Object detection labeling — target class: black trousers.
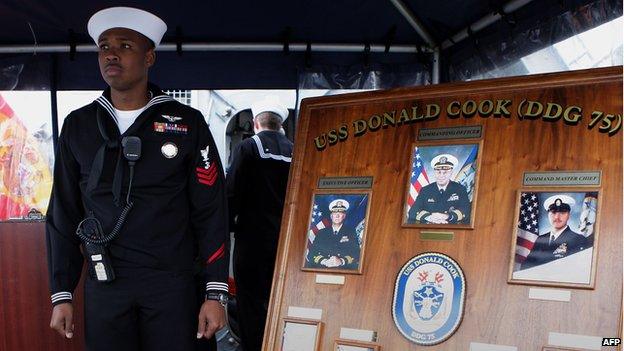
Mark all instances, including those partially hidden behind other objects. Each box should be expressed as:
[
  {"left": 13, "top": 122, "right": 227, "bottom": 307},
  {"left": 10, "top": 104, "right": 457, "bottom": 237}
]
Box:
[
  {"left": 233, "top": 239, "right": 277, "bottom": 351},
  {"left": 84, "top": 268, "right": 216, "bottom": 351}
]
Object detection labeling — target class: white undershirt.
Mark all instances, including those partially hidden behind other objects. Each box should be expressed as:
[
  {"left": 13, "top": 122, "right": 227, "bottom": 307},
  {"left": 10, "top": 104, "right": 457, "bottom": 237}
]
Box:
[
  {"left": 550, "top": 225, "right": 568, "bottom": 242},
  {"left": 114, "top": 106, "right": 148, "bottom": 134}
]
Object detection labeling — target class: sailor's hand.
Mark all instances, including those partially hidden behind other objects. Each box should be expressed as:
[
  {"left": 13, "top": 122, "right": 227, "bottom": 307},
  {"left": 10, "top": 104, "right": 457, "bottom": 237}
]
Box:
[
  {"left": 197, "top": 299, "right": 226, "bottom": 340},
  {"left": 50, "top": 303, "right": 75, "bottom": 339}
]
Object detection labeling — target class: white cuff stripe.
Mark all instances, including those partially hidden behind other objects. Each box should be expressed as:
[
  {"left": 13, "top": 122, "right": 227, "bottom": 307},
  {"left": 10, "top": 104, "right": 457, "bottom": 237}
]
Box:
[
  {"left": 51, "top": 292, "right": 72, "bottom": 303},
  {"left": 206, "top": 282, "right": 228, "bottom": 291}
]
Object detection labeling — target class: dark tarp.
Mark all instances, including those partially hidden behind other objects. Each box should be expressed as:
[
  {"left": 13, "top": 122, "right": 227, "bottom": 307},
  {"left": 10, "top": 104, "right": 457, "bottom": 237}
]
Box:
[{"left": 0, "top": 0, "right": 619, "bottom": 89}]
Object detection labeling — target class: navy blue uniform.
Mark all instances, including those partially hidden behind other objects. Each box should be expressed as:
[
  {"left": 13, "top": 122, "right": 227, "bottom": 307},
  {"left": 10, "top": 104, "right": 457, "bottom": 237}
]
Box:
[
  {"left": 521, "top": 227, "right": 591, "bottom": 270},
  {"left": 306, "top": 225, "right": 360, "bottom": 269},
  {"left": 46, "top": 85, "right": 229, "bottom": 351},
  {"left": 227, "top": 130, "right": 293, "bottom": 351},
  {"left": 408, "top": 181, "right": 471, "bottom": 224}
]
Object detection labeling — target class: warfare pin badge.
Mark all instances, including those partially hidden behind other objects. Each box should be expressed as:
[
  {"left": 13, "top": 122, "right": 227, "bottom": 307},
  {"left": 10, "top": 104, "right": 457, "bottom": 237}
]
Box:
[
  {"left": 161, "top": 142, "right": 178, "bottom": 158},
  {"left": 392, "top": 252, "right": 466, "bottom": 346}
]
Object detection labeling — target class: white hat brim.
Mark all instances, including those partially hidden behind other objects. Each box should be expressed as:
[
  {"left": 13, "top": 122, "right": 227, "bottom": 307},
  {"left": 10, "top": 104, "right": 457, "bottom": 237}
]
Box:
[
  {"left": 88, "top": 7, "right": 167, "bottom": 47},
  {"left": 251, "top": 96, "right": 289, "bottom": 121}
]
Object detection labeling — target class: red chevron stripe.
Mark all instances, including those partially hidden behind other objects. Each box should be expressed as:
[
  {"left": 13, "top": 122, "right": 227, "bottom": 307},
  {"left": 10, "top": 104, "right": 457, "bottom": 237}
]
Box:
[
  {"left": 197, "top": 168, "right": 216, "bottom": 178},
  {"left": 207, "top": 244, "right": 225, "bottom": 264},
  {"left": 197, "top": 170, "right": 217, "bottom": 185},
  {"left": 196, "top": 165, "right": 215, "bottom": 175}
]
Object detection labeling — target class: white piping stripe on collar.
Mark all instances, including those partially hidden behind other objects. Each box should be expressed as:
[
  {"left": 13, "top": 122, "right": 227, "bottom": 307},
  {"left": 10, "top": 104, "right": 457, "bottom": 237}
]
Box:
[
  {"left": 95, "top": 94, "right": 175, "bottom": 124},
  {"left": 251, "top": 135, "right": 292, "bottom": 162},
  {"left": 96, "top": 96, "right": 118, "bottom": 123}
]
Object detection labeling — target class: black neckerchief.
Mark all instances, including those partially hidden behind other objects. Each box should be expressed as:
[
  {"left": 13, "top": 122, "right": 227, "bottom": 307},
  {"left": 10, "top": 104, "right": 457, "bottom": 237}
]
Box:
[{"left": 86, "top": 83, "right": 173, "bottom": 206}]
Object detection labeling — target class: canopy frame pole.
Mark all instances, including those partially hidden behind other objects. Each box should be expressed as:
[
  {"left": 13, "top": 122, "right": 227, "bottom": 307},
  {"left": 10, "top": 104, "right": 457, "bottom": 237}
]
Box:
[
  {"left": 441, "top": 0, "right": 536, "bottom": 49},
  {"left": 389, "top": 0, "right": 439, "bottom": 83},
  {"left": 0, "top": 42, "right": 433, "bottom": 54}
]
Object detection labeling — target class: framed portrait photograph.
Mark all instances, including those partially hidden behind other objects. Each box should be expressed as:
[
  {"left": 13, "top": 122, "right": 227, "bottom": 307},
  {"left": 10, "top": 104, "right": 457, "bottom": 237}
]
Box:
[
  {"left": 302, "top": 190, "right": 371, "bottom": 274},
  {"left": 402, "top": 140, "right": 483, "bottom": 229},
  {"left": 280, "top": 318, "right": 323, "bottom": 351},
  {"left": 508, "top": 188, "right": 600, "bottom": 288},
  {"left": 334, "top": 339, "right": 381, "bottom": 351}
]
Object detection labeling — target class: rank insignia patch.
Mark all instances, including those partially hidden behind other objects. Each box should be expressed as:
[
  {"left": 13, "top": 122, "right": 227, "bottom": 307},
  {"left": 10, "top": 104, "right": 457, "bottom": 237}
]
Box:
[
  {"left": 200, "top": 145, "right": 211, "bottom": 169},
  {"left": 197, "top": 164, "right": 217, "bottom": 186},
  {"left": 197, "top": 145, "right": 217, "bottom": 186},
  {"left": 393, "top": 252, "right": 466, "bottom": 346},
  {"left": 153, "top": 122, "right": 188, "bottom": 134}
]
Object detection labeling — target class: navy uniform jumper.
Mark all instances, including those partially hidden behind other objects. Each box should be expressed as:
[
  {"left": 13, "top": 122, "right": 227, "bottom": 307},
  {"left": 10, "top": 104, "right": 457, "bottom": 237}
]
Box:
[
  {"left": 226, "top": 130, "right": 293, "bottom": 351},
  {"left": 46, "top": 85, "right": 229, "bottom": 351}
]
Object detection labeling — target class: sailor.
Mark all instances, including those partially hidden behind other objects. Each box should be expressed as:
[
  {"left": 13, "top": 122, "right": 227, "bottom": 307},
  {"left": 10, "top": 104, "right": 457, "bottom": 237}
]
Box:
[
  {"left": 522, "top": 195, "right": 590, "bottom": 269},
  {"left": 46, "top": 7, "right": 229, "bottom": 351},
  {"left": 227, "top": 95, "right": 293, "bottom": 350}
]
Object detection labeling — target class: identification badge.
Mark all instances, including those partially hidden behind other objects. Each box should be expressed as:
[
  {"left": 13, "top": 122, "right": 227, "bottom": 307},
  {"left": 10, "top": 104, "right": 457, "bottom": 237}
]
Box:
[{"left": 161, "top": 142, "right": 178, "bottom": 158}]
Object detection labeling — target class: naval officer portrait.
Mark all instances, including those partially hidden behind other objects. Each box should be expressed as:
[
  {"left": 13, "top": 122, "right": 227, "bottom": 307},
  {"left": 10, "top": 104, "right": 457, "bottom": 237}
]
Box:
[
  {"left": 521, "top": 195, "right": 592, "bottom": 270},
  {"left": 407, "top": 154, "right": 471, "bottom": 225},
  {"left": 305, "top": 199, "right": 361, "bottom": 270}
]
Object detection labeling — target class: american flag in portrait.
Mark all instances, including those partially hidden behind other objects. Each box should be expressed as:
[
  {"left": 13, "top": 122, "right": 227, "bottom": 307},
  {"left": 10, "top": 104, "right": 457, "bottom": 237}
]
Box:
[
  {"left": 305, "top": 202, "right": 331, "bottom": 261},
  {"left": 405, "top": 146, "right": 430, "bottom": 220},
  {"left": 514, "top": 192, "right": 540, "bottom": 269}
]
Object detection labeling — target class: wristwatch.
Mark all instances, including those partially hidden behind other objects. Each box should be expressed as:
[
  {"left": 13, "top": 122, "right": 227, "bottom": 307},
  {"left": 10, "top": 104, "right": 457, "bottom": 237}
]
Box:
[{"left": 206, "top": 292, "right": 229, "bottom": 307}]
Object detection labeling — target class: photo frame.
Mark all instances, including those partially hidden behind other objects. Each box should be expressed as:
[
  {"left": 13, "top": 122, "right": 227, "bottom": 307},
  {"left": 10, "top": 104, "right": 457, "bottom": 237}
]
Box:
[
  {"left": 334, "top": 339, "right": 381, "bottom": 351},
  {"left": 302, "top": 190, "right": 371, "bottom": 274},
  {"left": 508, "top": 188, "right": 601, "bottom": 289},
  {"left": 280, "top": 318, "right": 323, "bottom": 351},
  {"left": 402, "top": 140, "right": 483, "bottom": 229}
]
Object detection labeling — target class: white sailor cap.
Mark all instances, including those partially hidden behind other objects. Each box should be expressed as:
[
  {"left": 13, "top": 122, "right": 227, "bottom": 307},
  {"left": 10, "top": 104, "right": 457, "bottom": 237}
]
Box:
[
  {"left": 251, "top": 96, "right": 289, "bottom": 121},
  {"left": 430, "top": 154, "right": 458, "bottom": 170},
  {"left": 328, "top": 199, "right": 349, "bottom": 212},
  {"left": 543, "top": 194, "right": 575, "bottom": 212},
  {"left": 88, "top": 7, "right": 167, "bottom": 47}
]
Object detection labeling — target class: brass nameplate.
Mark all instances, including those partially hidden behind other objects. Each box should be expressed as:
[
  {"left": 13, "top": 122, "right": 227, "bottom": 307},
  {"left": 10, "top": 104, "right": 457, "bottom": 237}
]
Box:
[
  {"left": 419, "top": 231, "right": 454, "bottom": 241},
  {"left": 523, "top": 171, "right": 601, "bottom": 186},
  {"left": 318, "top": 176, "right": 373, "bottom": 189},
  {"left": 313, "top": 98, "right": 621, "bottom": 152},
  {"left": 418, "top": 125, "right": 483, "bottom": 140}
]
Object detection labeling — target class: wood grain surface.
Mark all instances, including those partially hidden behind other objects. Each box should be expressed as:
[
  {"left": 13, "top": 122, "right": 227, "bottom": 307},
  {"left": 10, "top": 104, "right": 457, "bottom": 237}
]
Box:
[
  {"left": 0, "top": 222, "right": 85, "bottom": 351},
  {"left": 264, "top": 66, "right": 623, "bottom": 351}
]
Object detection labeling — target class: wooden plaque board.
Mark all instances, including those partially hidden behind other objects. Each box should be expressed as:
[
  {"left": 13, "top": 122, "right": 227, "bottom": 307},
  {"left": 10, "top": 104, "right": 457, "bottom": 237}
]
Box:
[{"left": 264, "top": 67, "right": 623, "bottom": 350}]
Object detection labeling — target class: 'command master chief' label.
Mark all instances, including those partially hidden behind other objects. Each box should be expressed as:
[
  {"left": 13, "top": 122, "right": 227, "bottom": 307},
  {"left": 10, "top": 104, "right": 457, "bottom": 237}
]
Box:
[{"left": 523, "top": 171, "right": 601, "bottom": 186}]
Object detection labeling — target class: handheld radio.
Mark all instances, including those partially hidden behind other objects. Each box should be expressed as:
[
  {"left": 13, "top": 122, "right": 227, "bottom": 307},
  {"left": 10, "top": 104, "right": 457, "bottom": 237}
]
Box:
[{"left": 77, "top": 135, "right": 142, "bottom": 282}]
